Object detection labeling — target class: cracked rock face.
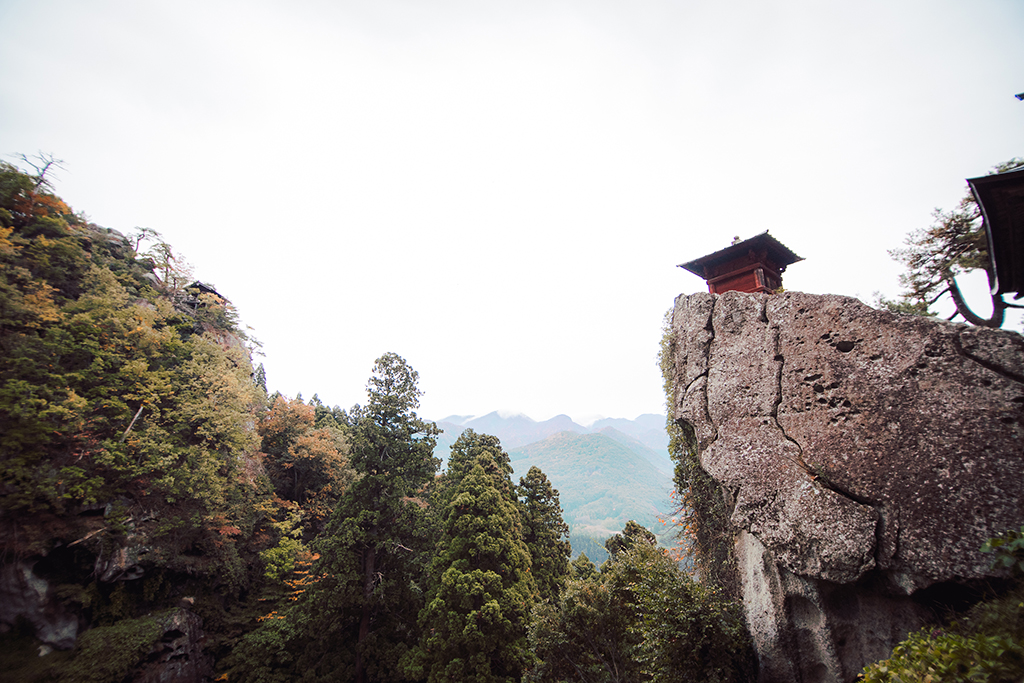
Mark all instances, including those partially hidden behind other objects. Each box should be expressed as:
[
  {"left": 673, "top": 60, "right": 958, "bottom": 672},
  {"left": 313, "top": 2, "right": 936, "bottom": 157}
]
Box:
[
  {"left": 133, "top": 608, "right": 213, "bottom": 683},
  {"left": 670, "top": 291, "right": 1024, "bottom": 681},
  {"left": 0, "top": 561, "right": 79, "bottom": 650}
]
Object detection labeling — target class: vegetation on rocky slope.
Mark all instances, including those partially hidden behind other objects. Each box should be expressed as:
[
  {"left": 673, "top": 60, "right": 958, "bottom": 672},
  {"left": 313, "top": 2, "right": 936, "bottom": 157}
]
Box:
[{"left": 1, "top": 160, "right": 756, "bottom": 681}]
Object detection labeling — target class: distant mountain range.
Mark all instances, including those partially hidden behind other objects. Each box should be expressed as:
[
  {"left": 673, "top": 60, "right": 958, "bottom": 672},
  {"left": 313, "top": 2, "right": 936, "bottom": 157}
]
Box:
[
  {"left": 432, "top": 412, "right": 672, "bottom": 474},
  {"left": 430, "top": 412, "right": 678, "bottom": 555}
]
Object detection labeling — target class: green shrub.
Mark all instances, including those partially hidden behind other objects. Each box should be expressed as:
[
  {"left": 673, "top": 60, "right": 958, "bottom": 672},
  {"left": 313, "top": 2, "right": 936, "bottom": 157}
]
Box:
[
  {"left": 982, "top": 526, "right": 1024, "bottom": 577},
  {"left": 860, "top": 628, "right": 1024, "bottom": 683},
  {"left": 862, "top": 531, "right": 1024, "bottom": 683}
]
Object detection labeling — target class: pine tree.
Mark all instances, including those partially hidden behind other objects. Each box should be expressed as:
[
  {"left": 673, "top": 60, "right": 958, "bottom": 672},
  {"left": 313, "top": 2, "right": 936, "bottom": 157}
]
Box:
[{"left": 891, "top": 157, "right": 1024, "bottom": 327}]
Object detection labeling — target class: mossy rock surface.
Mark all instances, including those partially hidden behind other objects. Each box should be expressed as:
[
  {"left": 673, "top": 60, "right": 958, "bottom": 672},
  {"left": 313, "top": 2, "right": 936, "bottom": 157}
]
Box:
[{"left": 63, "top": 609, "right": 170, "bottom": 683}]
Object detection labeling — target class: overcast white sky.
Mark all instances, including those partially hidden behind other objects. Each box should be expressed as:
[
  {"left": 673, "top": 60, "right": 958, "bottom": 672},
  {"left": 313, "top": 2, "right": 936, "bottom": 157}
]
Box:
[{"left": 2, "top": 0, "right": 1022, "bottom": 424}]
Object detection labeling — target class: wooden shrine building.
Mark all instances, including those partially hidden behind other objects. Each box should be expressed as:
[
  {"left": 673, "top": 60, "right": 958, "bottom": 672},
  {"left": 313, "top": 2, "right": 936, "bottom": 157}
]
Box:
[
  {"left": 969, "top": 166, "right": 1024, "bottom": 299},
  {"left": 678, "top": 232, "right": 803, "bottom": 294}
]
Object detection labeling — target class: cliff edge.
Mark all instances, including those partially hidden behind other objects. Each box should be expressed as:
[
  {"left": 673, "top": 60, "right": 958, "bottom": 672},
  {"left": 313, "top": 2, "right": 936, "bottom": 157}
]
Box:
[{"left": 668, "top": 290, "right": 1024, "bottom": 682}]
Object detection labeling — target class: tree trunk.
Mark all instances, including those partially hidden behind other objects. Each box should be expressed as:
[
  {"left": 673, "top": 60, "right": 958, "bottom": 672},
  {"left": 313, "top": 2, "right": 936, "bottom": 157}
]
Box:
[
  {"left": 354, "top": 544, "right": 375, "bottom": 683},
  {"left": 945, "top": 274, "right": 1006, "bottom": 328}
]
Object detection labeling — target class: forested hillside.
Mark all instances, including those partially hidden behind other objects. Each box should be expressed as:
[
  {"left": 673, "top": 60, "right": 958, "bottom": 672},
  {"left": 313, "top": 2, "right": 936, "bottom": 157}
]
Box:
[
  {"left": 508, "top": 431, "right": 673, "bottom": 548},
  {"left": 0, "top": 161, "right": 753, "bottom": 682}
]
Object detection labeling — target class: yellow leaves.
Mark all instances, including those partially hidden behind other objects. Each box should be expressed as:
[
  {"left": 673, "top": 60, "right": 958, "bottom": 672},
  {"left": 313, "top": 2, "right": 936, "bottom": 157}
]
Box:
[
  {"left": 22, "top": 281, "right": 60, "bottom": 327},
  {"left": 0, "top": 224, "right": 16, "bottom": 253}
]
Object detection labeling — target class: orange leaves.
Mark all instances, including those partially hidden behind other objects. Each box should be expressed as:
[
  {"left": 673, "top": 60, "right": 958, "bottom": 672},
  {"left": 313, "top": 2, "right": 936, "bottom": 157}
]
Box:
[
  {"left": 257, "top": 395, "right": 353, "bottom": 534},
  {"left": 208, "top": 513, "right": 242, "bottom": 537},
  {"left": 10, "top": 189, "right": 71, "bottom": 225},
  {"left": 282, "top": 551, "right": 323, "bottom": 601},
  {"left": 258, "top": 396, "right": 315, "bottom": 446},
  {"left": 258, "top": 610, "right": 286, "bottom": 622}
]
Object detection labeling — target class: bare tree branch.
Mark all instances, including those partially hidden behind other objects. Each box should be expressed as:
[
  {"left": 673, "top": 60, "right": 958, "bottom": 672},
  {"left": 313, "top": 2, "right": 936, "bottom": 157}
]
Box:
[
  {"left": 11, "top": 152, "right": 65, "bottom": 192},
  {"left": 121, "top": 404, "right": 146, "bottom": 442}
]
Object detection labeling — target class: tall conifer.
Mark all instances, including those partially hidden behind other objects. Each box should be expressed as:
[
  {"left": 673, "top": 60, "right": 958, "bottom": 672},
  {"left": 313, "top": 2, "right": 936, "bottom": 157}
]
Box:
[
  {"left": 268, "top": 353, "right": 439, "bottom": 682},
  {"left": 518, "top": 466, "right": 571, "bottom": 604},
  {"left": 411, "top": 433, "right": 536, "bottom": 683}
]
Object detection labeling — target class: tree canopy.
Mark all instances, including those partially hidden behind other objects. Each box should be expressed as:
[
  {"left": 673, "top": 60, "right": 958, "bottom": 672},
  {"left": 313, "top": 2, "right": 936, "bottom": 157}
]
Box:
[
  {"left": 529, "top": 521, "right": 754, "bottom": 683},
  {"left": 889, "top": 157, "right": 1024, "bottom": 327},
  {"left": 233, "top": 353, "right": 440, "bottom": 683}
]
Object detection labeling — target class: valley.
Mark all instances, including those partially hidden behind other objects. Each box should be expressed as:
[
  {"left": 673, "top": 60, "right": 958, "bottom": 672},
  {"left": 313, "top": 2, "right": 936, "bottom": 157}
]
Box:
[{"left": 433, "top": 412, "right": 677, "bottom": 559}]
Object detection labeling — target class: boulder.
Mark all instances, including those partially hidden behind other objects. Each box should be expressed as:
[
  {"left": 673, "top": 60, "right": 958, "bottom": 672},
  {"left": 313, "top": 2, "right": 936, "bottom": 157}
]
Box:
[{"left": 669, "top": 290, "right": 1024, "bottom": 682}]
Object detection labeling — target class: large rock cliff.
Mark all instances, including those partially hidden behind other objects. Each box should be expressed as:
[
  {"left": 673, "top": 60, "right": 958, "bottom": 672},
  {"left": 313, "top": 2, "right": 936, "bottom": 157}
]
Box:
[{"left": 668, "top": 290, "right": 1024, "bottom": 683}]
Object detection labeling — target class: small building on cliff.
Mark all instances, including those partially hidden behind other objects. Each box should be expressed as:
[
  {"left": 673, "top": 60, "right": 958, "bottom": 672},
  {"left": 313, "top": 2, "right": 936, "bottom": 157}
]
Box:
[{"left": 678, "top": 232, "right": 803, "bottom": 294}]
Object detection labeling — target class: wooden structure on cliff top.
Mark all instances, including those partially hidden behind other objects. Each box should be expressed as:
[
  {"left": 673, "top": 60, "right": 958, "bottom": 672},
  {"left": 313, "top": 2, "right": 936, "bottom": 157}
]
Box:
[
  {"left": 969, "top": 166, "right": 1024, "bottom": 298},
  {"left": 679, "top": 232, "right": 803, "bottom": 294}
]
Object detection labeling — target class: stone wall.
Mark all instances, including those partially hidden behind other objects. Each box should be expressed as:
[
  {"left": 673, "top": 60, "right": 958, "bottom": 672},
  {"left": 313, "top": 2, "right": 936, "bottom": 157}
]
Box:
[{"left": 668, "top": 290, "right": 1024, "bottom": 682}]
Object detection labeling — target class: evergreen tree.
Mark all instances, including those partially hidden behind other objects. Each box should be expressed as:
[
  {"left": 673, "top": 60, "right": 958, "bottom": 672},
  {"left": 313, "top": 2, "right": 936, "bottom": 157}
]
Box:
[
  {"left": 287, "top": 353, "right": 439, "bottom": 682},
  {"left": 519, "top": 466, "right": 571, "bottom": 604},
  {"left": 569, "top": 552, "right": 597, "bottom": 581},
  {"left": 411, "top": 433, "right": 536, "bottom": 683},
  {"left": 233, "top": 354, "right": 439, "bottom": 682},
  {"left": 529, "top": 571, "right": 639, "bottom": 683},
  {"left": 431, "top": 429, "right": 510, "bottom": 511},
  {"left": 604, "top": 520, "right": 656, "bottom": 562},
  {"left": 529, "top": 522, "right": 754, "bottom": 683},
  {"left": 253, "top": 362, "right": 268, "bottom": 394}
]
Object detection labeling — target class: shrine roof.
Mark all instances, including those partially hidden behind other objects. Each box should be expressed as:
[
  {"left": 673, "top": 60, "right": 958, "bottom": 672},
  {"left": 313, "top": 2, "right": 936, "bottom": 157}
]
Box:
[
  {"left": 677, "top": 232, "right": 803, "bottom": 278},
  {"left": 968, "top": 166, "right": 1024, "bottom": 298}
]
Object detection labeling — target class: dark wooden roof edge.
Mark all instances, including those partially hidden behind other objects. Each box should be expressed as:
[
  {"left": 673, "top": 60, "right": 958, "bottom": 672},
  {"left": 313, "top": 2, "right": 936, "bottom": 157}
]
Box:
[
  {"left": 677, "top": 231, "right": 804, "bottom": 276},
  {"left": 966, "top": 165, "right": 1024, "bottom": 191},
  {"left": 187, "top": 281, "right": 230, "bottom": 302},
  {"left": 968, "top": 166, "right": 1024, "bottom": 297}
]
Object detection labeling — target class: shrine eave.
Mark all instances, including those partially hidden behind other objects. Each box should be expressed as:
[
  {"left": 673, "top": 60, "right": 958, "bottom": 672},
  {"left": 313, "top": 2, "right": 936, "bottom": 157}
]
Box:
[
  {"left": 968, "top": 167, "right": 1024, "bottom": 298},
  {"left": 677, "top": 231, "right": 804, "bottom": 278}
]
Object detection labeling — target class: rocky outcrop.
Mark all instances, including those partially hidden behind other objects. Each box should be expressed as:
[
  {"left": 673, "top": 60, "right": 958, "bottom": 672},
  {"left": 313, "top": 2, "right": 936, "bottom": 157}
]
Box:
[
  {"left": 133, "top": 608, "right": 213, "bottom": 683},
  {"left": 0, "top": 560, "right": 80, "bottom": 650},
  {"left": 669, "top": 290, "right": 1024, "bottom": 682},
  {"left": 94, "top": 528, "right": 151, "bottom": 582}
]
